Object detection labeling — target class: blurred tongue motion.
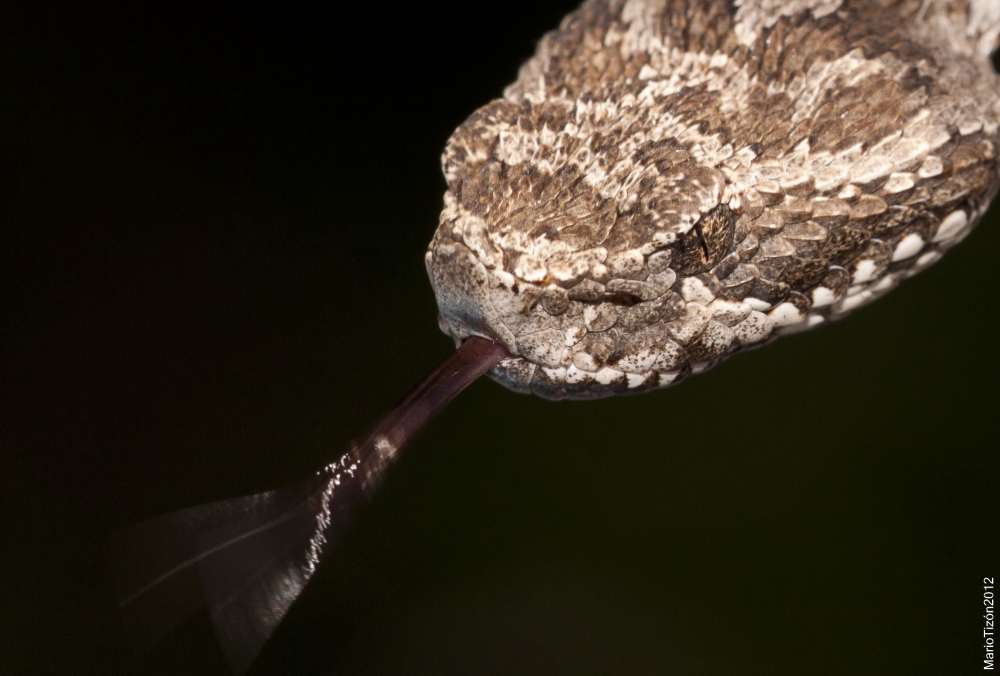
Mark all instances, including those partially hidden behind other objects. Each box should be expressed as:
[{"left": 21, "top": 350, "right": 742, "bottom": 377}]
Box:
[{"left": 111, "top": 337, "right": 509, "bottom": 673}]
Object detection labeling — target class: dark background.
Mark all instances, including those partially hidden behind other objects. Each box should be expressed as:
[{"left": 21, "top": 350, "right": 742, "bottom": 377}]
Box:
[{"left": 1, "top": 3, "right": 997, "bottom": 674}]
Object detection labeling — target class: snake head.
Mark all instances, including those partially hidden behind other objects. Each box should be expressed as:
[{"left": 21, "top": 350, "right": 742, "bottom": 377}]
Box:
[
  {"left": 425, "top": 99, "right": 769, "bottom": 400},
  {"left": 426, "top": 0, "right": 1000, "bottom": 400}
]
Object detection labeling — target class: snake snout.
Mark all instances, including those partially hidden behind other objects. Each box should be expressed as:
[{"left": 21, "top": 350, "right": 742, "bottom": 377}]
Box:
[{"left": 426, "top": 235, "right": 518, "bottom": 352}]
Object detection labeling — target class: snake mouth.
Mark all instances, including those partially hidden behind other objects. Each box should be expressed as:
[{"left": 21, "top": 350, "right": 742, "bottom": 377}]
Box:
[{"left": 457, "top": 331, "right": 507, "bottom": 352}]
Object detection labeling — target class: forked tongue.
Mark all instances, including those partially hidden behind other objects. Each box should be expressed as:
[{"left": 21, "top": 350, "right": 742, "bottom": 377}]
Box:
[{"left": 110, "top": 336, "right": 509, "bottom": 673}]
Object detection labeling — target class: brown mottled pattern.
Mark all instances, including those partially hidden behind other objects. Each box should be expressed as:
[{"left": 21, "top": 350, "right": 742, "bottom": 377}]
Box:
[{"left": 426, "top": 0, "right": 1000, "bottom": 399}]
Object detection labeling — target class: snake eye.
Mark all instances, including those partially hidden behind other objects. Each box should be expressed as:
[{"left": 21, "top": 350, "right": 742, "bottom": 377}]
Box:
[{"left": 669, "top": 203, "right": 735, "bottom": 275}]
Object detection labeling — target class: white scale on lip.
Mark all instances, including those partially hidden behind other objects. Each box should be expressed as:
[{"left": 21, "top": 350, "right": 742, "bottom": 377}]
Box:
[
  {"left": 892, "top": 233, "right": 925, "bottom": 261},
  {"left": 769, "top": 302, "right": 804, "bottom": 327},
  {"left": 933, "top": 210, "right": 969, "bottom": 243},
  {"left": 812, "top": 287, "right": 838, "bottom": 307}
]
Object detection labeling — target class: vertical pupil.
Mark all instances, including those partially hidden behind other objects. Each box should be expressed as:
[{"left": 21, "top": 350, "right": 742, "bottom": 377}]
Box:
[{"left": 670, "top": 203, "right": 736, "bottom": 275}]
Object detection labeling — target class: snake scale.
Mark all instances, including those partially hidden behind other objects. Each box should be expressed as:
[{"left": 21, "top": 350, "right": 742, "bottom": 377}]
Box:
[{"left": 427, "top": 0, "right": 1000, "bottom": 400}]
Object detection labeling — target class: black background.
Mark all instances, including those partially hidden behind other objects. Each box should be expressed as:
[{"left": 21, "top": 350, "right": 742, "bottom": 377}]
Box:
[{"left": 1, "top": 3, "right": 997, "bottom": 674}]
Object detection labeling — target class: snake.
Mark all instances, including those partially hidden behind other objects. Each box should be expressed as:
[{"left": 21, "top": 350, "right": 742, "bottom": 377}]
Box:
[
  {"left": 113, "top": 1, "right": 1000, "bottom": 671},
  {"left": 427, "top": 0, "right": 1000, "bottom": 400}
]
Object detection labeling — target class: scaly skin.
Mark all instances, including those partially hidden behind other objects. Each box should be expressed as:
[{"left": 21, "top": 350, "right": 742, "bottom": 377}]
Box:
[{"left": 426, "top": 0, "right": 1000, "bottom": 399}]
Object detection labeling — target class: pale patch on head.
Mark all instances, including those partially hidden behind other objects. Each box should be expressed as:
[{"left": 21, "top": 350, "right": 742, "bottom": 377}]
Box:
[
  {"left": 933, "top": 210, "right": 969, "bottom": 242},
  {"left": 655, "top": 371, "right": 679, "bottom": 388},
  {"left": 918, "top": 155, "right": 945, "bottom": 179},
  {"left": 769, "top": 302, "right": 804, "bottom": 327},
  {"left": 733, "top": 0, "right": 843, "bottom": 46},
  {"left": 968, "top": 0, "right": 1000, "bottom": 56},
  {"left": 852, "top": 260, "right": 879, "bottom": 284},
  {"left": 571, "top": 350, "right": 600, "bottom": 373},
  {"left": 680, "top": 277, "right": 716, "bottom": 305},
  {"left": 564, "top": 365, "right": 590, "bottom": 385},
  {"left": 513, "top": 254, "right": 548, "bottom": 283},
  {"left": 617, "top": 349, "right": 658, "bottom": 374},
  {"left": 745, "top": 297, "right": 773, "bottom": 312},
  {"left": 594, "top": 367, "right": 625, "bottom": 386},
  {"left": 731, "top": 311, "right": 774, "bottom": 346},
  {"left": 812, "top": 287, "right": 838, "bottom": 308},
  {"left": 708, "top": 299, "right": 753, "bottom": 327},
  {"left": 892, "top": 234, "right": 925, "bottom": 261}
]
